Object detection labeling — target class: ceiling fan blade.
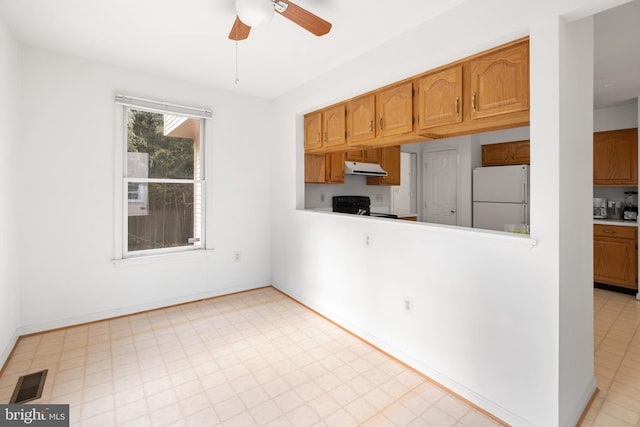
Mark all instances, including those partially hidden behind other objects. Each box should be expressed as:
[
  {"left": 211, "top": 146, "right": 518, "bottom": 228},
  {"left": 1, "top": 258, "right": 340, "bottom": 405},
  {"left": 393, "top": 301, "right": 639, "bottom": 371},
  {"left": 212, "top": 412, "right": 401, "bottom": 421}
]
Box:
[
  {"left": 275, "top": 0, "right": 332, "bottom": 37},
  {"left": 228, "top": 16, "right": 251, "bottom": 40}
]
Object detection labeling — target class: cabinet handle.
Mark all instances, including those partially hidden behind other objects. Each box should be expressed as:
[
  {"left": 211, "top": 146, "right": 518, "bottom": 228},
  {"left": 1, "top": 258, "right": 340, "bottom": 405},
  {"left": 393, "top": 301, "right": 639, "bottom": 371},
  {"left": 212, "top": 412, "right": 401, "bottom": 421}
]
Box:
[
  {"left": 379, "top": 117, "right": 383, "bottom": 131},
  {"left": 324, "top": 131, "right": 327, "bottom": 142},
  {"left": 472, "top": 93, "right": 477, "bottom": 112},
  {"left": 455, "top": 97, "right": 459, "bottom": 115},
  {"left": 369, "top": 120, "right": 373, "bottom": 132},
  {"left": 603, "top": 230, "right": 615, "bottom": 234},
  {"left": 316, "top": 132, "right": 320, "bottom": 143}
]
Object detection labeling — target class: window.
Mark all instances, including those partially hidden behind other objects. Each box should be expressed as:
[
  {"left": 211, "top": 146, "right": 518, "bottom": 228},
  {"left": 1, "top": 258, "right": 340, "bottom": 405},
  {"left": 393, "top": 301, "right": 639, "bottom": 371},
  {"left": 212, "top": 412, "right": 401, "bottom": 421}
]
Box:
[{"left": 115, "top": 95, "right": 211, "bottom": 258}]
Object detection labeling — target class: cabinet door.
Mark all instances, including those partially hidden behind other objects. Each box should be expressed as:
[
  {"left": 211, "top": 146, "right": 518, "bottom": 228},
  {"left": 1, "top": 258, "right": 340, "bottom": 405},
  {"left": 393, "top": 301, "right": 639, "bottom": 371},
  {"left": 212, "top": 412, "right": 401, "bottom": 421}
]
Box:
[
  {"left": 325, "top": 152, "right": 345, "bottom": 183},
  {"left": 594, "top": 128, "right": 638, "bottom": 186},
  {"left": 377, "top": 82, "right": 414, "bottom": 137},
  {"left": 511, "top": 140, "right": 530, "bottom": 164},
  {"left": 482, "top": 143, "right": 511, "bottom": 166},
  {"left": 323, "top": 104, "right": 346, "bottom": 149},
  {"left": 367, "top": 146, "right": 401, "bottom": 186},
  {"left": 345, "top": 150, "right": 363, "bottom": 162},
  {"left": 363, "top": 149, "right": 380, "bottom": 163},
  {"left": 304, "top": 154, "right": 326, "bottom": 183},
  {"left": 347, "top": 94, "right": 376, "bottom": 143},
  {"left": 417, "top": 65, "right": 463, "bottom": 130},
  {"left": 304, "top": 112, "right": 323, "bottom": 151},
  {"left": 469, "top": 41, "right": 529, "bottom": 120},
  {"left": 594, "top": 235, "right": 637, "bottom": 290}
]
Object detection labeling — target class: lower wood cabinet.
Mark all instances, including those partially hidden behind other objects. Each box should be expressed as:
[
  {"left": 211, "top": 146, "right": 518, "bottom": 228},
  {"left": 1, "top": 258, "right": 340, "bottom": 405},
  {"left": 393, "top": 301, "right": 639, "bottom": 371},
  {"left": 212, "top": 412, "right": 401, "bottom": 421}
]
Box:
[{"left": 594, "top": 224, "right": 638, "bottom": 290}]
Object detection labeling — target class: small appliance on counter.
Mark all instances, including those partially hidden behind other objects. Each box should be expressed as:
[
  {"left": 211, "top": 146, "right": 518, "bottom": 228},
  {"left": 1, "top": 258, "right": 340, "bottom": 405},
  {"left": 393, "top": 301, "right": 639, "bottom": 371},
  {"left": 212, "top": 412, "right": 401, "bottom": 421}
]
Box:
[
  {"left": 593, "top": 197, "right": 607, "bottom": 219},
  {"left": 606, "top": 200, "right": 622, "bottom": 220},
  {"left": 623, "top": 191, "right": 638, "bottom": 221}
]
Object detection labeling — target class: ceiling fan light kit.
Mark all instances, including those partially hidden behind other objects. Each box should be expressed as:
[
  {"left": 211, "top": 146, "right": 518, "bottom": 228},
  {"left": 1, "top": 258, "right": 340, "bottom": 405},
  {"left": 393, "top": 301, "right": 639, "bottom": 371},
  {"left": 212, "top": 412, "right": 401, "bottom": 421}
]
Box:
[
  {"left": 229, "top": 0, "right": 332, "bottom": 41},
  {"left": 235, "top": 0, "right": 274, "bottom": 27}
]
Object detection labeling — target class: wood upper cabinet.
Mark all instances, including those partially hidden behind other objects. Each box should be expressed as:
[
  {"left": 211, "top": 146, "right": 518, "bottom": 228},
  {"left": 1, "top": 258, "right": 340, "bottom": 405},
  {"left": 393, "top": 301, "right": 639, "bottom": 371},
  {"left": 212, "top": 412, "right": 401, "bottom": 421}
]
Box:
[
  {"left": 415, "top": 38, "right": 529, "bottom": 138},
  {"left": 325, "top": 151, "right": 345, "bottom": 183},
  {"left": 304, "top": 154, "right": 325, "bottom": 183},
  {"left": 593, "top": 128, "right": 638, "bottom": 186},
  {"left": 469, "top": 40, "right": 529, "bottom": 120},
  {"left": 345, "top": 149, "right": 380, "bottom": 163},
  {"left": 346, "top": 94, "right": 376, "bottom": 144},
  {"left": 377, "top": 82, "right": 414, "bottom": 138},
  {"left": 511, "top": 140, "right": 530, "bottom": 164},
  {"left": 417, "top": 65, "right": 463, "bottom": 131},
  {"left": 367, "top": 146, "right": 401, "bottom": 186},
  {"left": 304, "top": 152, "right": 344, "bottom": 184},
  {"left": 482, "top": 140, "right": 530, "bottom": 166},
  {"left": 304, "top": 112, "right": 323, "bottom": 151},
  {"left": 304, "top": 104, "right": 346, "bottom": 152},
  {"left": 594, "top": 224, "right": 638, "bottom": 290},
  {"left": 323, "top": 104, "right": 346, "bottom": 149}
]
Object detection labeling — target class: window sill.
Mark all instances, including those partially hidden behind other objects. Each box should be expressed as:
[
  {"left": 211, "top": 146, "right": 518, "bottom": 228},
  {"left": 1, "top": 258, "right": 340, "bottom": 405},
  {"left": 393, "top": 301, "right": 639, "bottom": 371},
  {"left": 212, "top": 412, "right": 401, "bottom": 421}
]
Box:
[{"left": 112, "top": 248, "right": 215, "bottom": 268}]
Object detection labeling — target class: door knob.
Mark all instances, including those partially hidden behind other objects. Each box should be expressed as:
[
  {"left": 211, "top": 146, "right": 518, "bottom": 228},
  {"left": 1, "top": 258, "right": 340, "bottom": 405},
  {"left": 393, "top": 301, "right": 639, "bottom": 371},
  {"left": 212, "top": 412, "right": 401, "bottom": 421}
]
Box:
[{"left": 450, "top": 209, "right": 456, "bottom": 214}]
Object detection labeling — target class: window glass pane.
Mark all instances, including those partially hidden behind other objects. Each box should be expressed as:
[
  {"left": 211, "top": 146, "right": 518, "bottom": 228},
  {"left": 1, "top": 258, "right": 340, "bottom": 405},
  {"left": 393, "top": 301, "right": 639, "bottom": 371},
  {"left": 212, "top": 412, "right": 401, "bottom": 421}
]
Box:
[
  {"left": 128, "top": 183, "right": 201, "bottom": 252},
  {"left": 127, "top": 109, "right": 197, "bottom": 180}
]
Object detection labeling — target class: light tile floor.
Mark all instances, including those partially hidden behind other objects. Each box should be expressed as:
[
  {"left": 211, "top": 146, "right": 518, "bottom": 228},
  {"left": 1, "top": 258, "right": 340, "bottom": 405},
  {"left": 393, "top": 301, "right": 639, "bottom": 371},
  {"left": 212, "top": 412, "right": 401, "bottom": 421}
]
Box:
[
  {"left": 0, "top": 287, "right": 503, "bottom": 427},
  {"left": 582, "top": 288, "right": 640, "bottom": 426}
]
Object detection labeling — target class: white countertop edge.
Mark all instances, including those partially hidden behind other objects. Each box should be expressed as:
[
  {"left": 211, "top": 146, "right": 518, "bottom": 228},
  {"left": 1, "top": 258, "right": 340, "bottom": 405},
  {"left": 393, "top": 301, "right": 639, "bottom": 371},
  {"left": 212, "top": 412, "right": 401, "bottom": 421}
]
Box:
[
  {"left": 593, "top": 220, "right": 638, "bottom": 227},
  {"left": 298, "top": 209, "right": 537, "bottom": 248}
]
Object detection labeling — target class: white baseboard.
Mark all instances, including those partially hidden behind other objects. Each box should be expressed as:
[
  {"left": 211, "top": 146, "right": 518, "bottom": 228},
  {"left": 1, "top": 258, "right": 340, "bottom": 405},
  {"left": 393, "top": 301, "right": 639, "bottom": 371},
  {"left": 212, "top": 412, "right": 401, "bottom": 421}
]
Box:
[
  {"left": 17, "top": 282, "right": 268, "bottom": 336},
  {"left": 565, "top": 376, "right": 597, "bottom": 427},
  {"left": 0, "top": 329, "right": 20, "bottom": 372}
]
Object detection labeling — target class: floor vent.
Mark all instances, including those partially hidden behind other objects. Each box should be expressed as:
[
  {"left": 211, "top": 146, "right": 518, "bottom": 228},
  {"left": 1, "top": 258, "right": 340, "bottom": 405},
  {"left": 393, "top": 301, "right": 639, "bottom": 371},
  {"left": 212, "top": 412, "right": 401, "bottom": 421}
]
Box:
[{"left": 9, "top": 369, "right": 48, "bottom": 404}]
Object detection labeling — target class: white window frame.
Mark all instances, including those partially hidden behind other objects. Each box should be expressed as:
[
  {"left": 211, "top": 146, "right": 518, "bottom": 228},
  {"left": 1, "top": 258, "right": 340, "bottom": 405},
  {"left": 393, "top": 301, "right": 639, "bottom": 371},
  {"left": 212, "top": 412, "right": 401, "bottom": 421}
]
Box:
[{"left": 114, "top": 95, "right": 212, "bottom": 260}]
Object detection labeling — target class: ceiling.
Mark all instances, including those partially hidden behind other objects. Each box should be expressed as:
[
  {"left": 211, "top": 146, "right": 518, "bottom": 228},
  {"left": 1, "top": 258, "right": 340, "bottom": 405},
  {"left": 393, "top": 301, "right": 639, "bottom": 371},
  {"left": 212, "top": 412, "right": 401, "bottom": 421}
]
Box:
[
  {"left": 0, "top": 0, "right": 638, "bottom": 107},
  {"left": 594, "top": 0, "right": 640, "bottom": 109}
]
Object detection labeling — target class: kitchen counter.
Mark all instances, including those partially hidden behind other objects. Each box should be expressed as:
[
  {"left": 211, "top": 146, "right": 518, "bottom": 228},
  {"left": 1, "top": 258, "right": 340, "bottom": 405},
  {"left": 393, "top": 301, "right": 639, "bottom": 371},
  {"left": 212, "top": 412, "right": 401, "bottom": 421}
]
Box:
[
  {"left": 371, "top": 209, "right": 419, "bottom": 221},
  {"left": 594, "top": 219, "right": 638, "bottom": 227}
]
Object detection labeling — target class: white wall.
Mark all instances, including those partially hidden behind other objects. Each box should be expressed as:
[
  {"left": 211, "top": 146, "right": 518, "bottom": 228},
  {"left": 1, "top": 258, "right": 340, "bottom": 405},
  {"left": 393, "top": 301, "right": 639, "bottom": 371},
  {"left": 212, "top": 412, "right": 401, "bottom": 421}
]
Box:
[
  {"left": 594, "top": 102, "right": 638, "bottom": 131},
  {"left": 15, "top": 47, "right": 273, "bottom": 333},
  {"left": 271, "top": 0, "right": 624, "bottom": 425},
  {"left": 557, "top": 16, "right": 596, "bottom": 426},
  {"left": 0, "top": 16, "right": 20, "bottom": 366}
]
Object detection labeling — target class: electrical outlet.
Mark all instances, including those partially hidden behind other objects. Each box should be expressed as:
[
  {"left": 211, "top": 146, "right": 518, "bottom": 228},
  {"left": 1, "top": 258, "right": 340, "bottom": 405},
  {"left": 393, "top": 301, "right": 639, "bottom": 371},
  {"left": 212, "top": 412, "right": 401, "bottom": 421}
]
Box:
[
  {"left": 376, "top": 193, "right": 383, "bottom": 202},
  {"left": 364, "top": 233, "right": 372, "bottom": 248},
  {"left": 403, "top": 297, "right": 413, "bottom": 313},
  {"left": 233, "top": 251, "right": 241, "bottom": 262},
  {"left": 320, "top": 193, "right": 325, "bottom": 202}
]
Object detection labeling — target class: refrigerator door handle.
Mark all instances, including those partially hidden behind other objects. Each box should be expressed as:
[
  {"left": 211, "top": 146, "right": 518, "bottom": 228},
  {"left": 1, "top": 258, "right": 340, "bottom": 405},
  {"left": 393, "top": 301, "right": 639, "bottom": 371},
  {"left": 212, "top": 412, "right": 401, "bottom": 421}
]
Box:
[{"left": 522, "top": 167, "right": 527, "bottom": 203}]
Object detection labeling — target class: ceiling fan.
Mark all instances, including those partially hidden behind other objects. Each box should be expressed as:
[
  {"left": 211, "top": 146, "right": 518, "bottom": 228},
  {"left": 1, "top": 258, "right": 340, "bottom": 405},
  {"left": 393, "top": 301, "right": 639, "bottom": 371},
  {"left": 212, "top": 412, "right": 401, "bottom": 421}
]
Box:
[{"left": 228, "top": 0, "right": 332, "bottom": 41}]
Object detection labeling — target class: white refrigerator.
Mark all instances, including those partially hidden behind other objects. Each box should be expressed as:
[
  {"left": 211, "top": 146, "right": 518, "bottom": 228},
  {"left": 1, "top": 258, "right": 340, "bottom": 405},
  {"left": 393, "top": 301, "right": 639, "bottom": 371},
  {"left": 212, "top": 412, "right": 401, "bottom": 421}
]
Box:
[{"left": 472, "top": 165, "right": 529, "bottom": 231}]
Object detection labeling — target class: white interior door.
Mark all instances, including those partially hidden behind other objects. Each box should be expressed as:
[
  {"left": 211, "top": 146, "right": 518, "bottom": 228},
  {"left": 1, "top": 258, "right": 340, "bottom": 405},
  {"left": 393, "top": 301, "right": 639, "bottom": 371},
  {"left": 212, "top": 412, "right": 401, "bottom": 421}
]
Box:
[{"left": 423, "top": 149, "right": 457, "bottom": 225}]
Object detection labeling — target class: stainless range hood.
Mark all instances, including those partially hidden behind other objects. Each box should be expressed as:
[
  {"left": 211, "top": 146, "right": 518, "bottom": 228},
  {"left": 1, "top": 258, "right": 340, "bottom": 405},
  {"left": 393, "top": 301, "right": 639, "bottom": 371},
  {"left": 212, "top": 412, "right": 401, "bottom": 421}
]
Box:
[{"left": 344, "top": 161, "right": 388, "bottom": 176}]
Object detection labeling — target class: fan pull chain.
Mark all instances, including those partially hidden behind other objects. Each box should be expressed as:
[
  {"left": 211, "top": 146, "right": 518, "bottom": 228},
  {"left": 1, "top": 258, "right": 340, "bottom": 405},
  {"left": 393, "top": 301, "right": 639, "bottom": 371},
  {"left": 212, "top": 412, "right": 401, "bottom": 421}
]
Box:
[{"left": 235, "top": 40, "right": 240, "bottom": 85}]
